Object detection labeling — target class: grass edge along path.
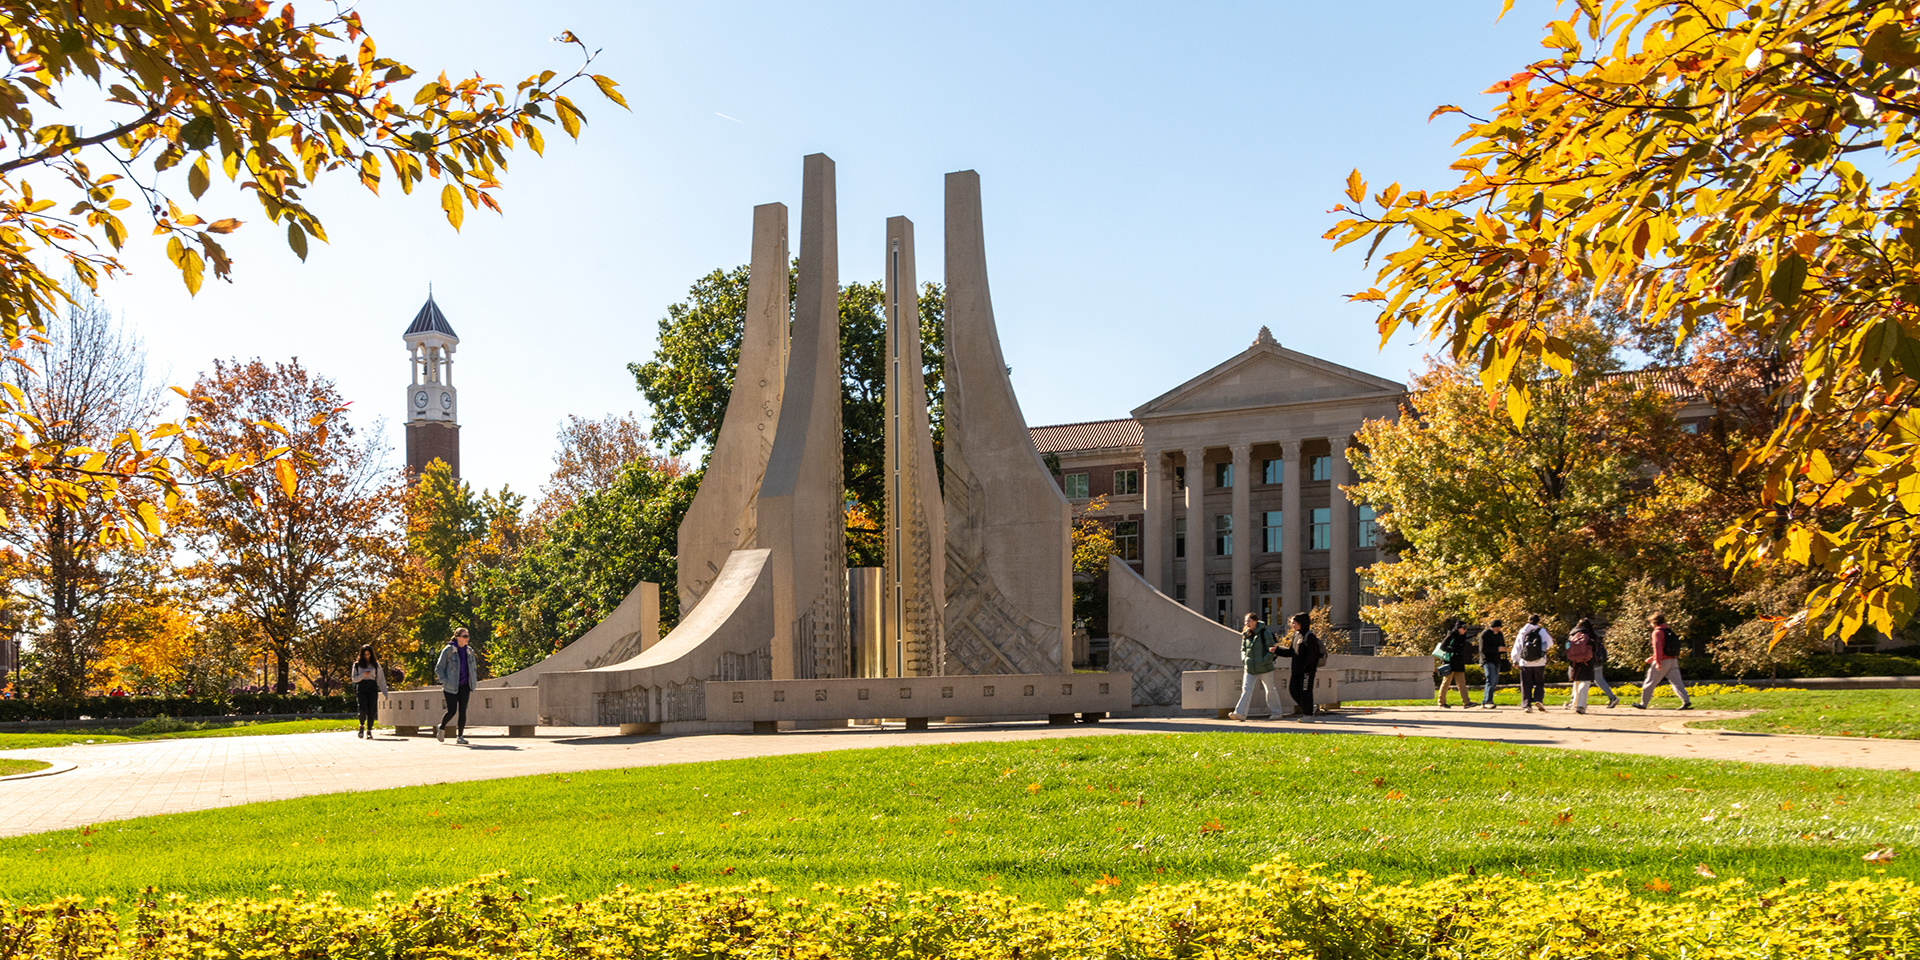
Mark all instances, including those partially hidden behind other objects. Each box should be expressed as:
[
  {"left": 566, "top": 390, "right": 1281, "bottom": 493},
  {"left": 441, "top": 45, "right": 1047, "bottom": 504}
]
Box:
[
  {"left": 7, "top": 859, "right": 1919, "bottom": 960},
  {"left": 0, "top": 719, "right": 359, "bottom": 750},
  {"left": 0, "top": 759, "right": 48, "bottom": 777},
  {"left": 1, "top": 732, "right": 1913, "bottom": 909},
  {"left": 1372, "top": 686, "right": 1920, "bottom": 740}
]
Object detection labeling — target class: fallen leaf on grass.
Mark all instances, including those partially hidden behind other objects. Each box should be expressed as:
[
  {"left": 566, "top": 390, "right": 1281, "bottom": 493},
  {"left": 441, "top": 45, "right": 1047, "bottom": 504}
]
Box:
[
  {"left": 1864, "top": 847, "right": 1896, "bottom": 863},
  {"left": 1694, "top": 864, "right": 1718, "bottom": 879},
  {"left": 1198, "top": 819, "right": 1224, "bottom": 834},
  {"left": 1385, "top": 790, "right": 1405, "bottom": 800},
  {"left": 1644, "top": 878, "right": 1672, "bottom": 893}
]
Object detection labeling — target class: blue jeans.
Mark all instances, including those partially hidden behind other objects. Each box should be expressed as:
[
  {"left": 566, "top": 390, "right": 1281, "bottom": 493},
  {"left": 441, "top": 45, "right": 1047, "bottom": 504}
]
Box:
[
  {"left": 1592, "top": 667, "right": 1617, "bottom": 701},
  {"left": 1481, "top": 661, "right": 1502, "bottom": 704}
]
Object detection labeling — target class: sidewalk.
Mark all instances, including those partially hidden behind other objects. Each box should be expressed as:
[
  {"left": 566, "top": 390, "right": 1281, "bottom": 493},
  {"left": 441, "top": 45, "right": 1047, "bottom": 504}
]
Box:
[{"left": 0, "top": 705, "right": 1911, "bottom": 838}]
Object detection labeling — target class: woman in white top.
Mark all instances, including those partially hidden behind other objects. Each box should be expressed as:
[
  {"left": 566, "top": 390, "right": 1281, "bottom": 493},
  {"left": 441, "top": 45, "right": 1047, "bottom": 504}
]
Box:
[
  {"left": 349, "top": 646, "right": 389, "bottom": 739},
  {"left": 1510, "top": 614, "right": 1555, "bottom": 713}
]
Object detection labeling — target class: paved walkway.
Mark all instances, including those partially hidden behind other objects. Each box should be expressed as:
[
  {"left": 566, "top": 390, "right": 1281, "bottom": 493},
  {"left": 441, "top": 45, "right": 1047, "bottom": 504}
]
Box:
[{"left": 0, "top": 705, "right": 1912, "bottom": 838}]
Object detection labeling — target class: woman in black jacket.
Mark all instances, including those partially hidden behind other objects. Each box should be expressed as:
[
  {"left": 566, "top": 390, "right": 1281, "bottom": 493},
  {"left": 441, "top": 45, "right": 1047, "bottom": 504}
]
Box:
[
  {"left": 1275, "top": 612, "right": 1325, "bottom": 720},
  {"left": 1437, "top": 620, "right": 1474, "bottom": 707}
]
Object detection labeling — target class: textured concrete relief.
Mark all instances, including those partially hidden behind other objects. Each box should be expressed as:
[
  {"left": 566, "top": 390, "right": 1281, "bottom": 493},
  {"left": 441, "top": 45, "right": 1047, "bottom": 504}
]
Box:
[
  {"left": 481, "top": 581, "right": 658, "bottom": 690},
  {"left": 675, "top": 202, "right": 790, "bottom": 614},
  {"left": 760, "top": 154, "right": 848, "bottom": 681},
  {"left": 884, "top": 216, "right": 945, "bottom": 677},
  {"left": 940, "top": 170, "right": 1073, "bottom": 677}
]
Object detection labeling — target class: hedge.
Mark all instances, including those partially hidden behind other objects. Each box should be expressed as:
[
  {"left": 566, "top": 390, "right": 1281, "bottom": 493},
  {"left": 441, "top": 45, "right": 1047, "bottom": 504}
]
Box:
[
  {"left": 7, "top": 859, "right": 1916, "bottom": 959},
  {"left": 0, "top": 693, "right": 353, "bottom": 723}
]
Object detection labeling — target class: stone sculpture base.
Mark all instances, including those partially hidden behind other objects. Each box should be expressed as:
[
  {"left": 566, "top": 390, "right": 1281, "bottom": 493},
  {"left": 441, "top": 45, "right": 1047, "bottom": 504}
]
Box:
[
  {"left": 1104, "top": 555, "right": 1240, "bottom": 706},
  {"left": 480, "top": 581, "right": 658, "bottom": 690}
]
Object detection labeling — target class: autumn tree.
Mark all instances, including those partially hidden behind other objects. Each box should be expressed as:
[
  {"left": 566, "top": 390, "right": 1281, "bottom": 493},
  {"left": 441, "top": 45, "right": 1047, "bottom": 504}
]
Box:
[
  {"left": 630, "top": 264, "right": 945, "bottom": 561},
  {"left": 532, "top": 412, "right": 681, "bottom": 527},
  {"left": 0, "top": 3, "right": 624, "bottom": 554},
  {"left": 1070, "top": 496, "right": 1118, "bottom": 631},
  {"left": 182, "top": 359, "right": 401, "bottom": 693},
  {"left": 1329, "top": 1, "right": 1920, "bottom": 640},
  {"left": 0, "top": 283, "right": 165, "bottom": 696},
  {"left": 398, "top": 458, "right": 526, "bottom": 677}
]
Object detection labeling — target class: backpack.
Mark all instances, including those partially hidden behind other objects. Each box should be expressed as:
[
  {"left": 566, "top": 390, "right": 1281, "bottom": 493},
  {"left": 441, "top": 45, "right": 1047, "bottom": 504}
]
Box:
[
  {"left": 1519, "top": 625, "right": 1545, "bottom": 661},
  {"left": 1566, "top": 631, "right": 1594, "bottom": 664}
]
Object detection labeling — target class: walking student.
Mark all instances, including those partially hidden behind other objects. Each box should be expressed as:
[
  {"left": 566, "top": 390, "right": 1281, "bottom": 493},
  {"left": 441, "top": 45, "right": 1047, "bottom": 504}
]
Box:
[
  {"left": 349, "top": 645, "right": 389, "bottom": 739},
  {"left": 1231, "top": 613, "right": 1283, "bottom": 721},
  {"left": 1634, "top": 613, "right": 1693, "bottom": 710},
  {"left": 1563, "top": 618, "right": 1600, "bottom": 714},
  {"left": 1478, "top": 618, "right": 1506, "bottom": 708},
  {"left": 1512, "top": 614, "right": 1554, "bottom": 713},
  {"left": 1436, "top": 620, "right": 1474, "bottom": 707},
  {"left": 1277, "top": 612, "right": 1325, "bottom": 720},
  {"left": 434, "top": 627, "right": 478, "bottom": 743},
  {"left": 1588, "top": 620, "right": 1622, "bottom": 708}
]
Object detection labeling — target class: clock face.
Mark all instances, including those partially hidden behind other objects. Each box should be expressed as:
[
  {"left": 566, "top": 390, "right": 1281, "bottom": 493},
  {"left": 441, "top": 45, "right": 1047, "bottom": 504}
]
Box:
[
  {"left": 414, "top": 390, "right": 428, "bottom": 409},
  {"left": 440, "top": 391, "right": 452, "bottom": 410}
]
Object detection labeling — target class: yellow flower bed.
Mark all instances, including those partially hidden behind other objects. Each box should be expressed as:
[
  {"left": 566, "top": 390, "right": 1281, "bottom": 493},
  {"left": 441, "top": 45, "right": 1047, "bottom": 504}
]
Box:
[{"left": 9, "top": 858, "right": 1915, "bottom": 959}]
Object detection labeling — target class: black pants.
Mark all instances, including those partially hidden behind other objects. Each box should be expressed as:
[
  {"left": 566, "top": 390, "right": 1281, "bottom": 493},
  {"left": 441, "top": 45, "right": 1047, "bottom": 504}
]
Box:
[
  {"left": 1289, "top": 668, "right": 1317, "bottom": 716},
  {"left": 355, "top": 680, "right": 378, "bottom": 725},
  {"left": 440, "top": 684, "right": 471, "bottom": 732},
  {"left": 1519, "top": 665, "right": 1547, "bottom": 705}
]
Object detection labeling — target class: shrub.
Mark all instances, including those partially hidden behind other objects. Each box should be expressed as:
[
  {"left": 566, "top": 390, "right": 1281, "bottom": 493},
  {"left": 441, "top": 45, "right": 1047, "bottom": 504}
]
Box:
[
  {"left": 6, "top": 860, "right": 1916, "bottom": 959},
  {"left": 0, "top": 694, "right": 351, "bottom": 723}
]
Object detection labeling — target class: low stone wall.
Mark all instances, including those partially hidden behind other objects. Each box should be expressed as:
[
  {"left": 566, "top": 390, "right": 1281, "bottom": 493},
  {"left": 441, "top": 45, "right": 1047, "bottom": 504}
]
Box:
[
  {"left": 378, "top": 687, "right": 539, "bottom": 736},
  {"left": 1180, "top": 667, "right": 1339, "bottom": 717},
  {"left": 706, "top": 673, "right": 1132, "bottom": 731},
  {"left": 1329, "top": 654, "right": 1436, "bottom": 702}
]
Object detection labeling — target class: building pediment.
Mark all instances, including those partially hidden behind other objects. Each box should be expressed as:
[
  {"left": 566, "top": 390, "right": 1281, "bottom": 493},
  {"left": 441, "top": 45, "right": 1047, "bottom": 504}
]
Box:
[{"left": 1130, "top": 328, "right": 1404, "bottom": 420}]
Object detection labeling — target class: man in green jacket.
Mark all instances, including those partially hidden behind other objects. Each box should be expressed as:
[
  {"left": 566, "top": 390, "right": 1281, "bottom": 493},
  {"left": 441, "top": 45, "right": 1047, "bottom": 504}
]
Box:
[{"left": 1232, "top": 613, "right": 1283, "bottom": 721}]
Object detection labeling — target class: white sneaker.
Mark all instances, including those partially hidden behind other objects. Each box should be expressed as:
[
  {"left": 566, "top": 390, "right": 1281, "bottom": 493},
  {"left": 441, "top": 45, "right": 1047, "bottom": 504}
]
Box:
[
  {"left": 1228, "top": 712, "right": 1246, "bottom": 721},
  {"left": 436, "top": 725, "right": 445, "bottom": 742},
  {"left": 456, "top": 736, "right": 469, "bottom": 744}
]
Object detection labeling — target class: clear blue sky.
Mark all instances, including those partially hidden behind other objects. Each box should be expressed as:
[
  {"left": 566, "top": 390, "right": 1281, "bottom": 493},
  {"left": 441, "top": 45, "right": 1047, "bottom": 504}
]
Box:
[{"left": 97, "top": 1, "right": 1556, "bottom": 498}]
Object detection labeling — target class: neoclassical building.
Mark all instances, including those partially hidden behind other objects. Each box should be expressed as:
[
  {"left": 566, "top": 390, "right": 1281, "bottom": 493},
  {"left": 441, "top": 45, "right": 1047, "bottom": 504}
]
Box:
[{"left": 1031, "top": 327, "right": 1406, "bottom": 649}]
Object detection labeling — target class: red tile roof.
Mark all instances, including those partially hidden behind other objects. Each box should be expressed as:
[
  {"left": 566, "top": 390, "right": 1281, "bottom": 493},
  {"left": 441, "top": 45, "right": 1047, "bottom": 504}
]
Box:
[{"left": 1029, "top": 418, "right": 1143, "bottom": 454}]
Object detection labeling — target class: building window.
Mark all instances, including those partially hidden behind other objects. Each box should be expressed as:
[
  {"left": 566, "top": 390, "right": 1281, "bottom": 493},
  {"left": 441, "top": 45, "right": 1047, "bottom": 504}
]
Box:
[
  {"left": 1680, "top": 421, "right": 1700, "bottom": 434},
  {"left": 1310, "top": 507, "right": 1331, "bottom": 550},
  {"left": 1114, "top": 520, "right": 1140, "bottom": 561},
  {"left": 1263, "top": 510, "right": 1283, "bottom": 553},
  {"left": 1308, "top": 575, "right": 1331, "bottom": 611},
  {"left": 1215, "top": 582, "right": 1233, "bottom": 625},
  {"left": 1263, "top": 458, "right": 1283, "bottom": 484},
  {"left": 1215, "top": 514, "right": 1233, "bottom": 557},
  {"left": 1259, "top": 580, "right": 1283, "bottom": 627},
  {"left": 1215, "top": 462, "right": 1233, "bottom": 488},
  {"left": 1174, "top": 517, "right": 1185, "bottom": 559},
  {"left": 1174, "top": 583, "right": 1187, "bottom": 601},
  {"left": 1310, "top": 455, "right": 1332, "bottom": 481},
  {"left": 1113, "top": 469, "right": 1139, "bottom": 496},
  {"left": 1063, "top": 473, "right": 1089, "bottom": 499},
  {"left": 1174, "top": 466, "right": 1185, "bottom": 490},
  {"left": 1357, "top": 505, "right": 1378, "bottom": 548}
]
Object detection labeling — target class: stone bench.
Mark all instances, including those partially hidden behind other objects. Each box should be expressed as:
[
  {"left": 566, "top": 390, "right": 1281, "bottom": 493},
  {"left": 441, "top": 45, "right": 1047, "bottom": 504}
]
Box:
[
  {"left": 704, "top": 674, "right": 1133, "bottom": 733},
  {"left": 377, "top": 687, "right": 540, "bottom": 737},
  {"left": 1182, "top": 655, "right": 1437, "bottom": 718},
  {"left": 1181, "top": 667, "right": 1339, "bottom": 718}
]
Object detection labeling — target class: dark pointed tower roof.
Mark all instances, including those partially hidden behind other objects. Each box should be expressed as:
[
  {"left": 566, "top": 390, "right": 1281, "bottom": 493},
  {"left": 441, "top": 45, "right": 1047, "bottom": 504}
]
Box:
[{"left": 403, "top": 293, "right": 459, "bottom": 339}]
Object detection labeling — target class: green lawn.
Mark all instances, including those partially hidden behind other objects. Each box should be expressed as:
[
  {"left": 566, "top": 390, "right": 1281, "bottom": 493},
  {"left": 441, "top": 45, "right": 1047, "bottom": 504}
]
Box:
[
  {"left": 0, "top": 718, "right": 358, "bottom": 750},
  {"left": 0, "top": 758, "right": 49, "bottom": 777},
  {"left": 1367, "top": 685, "right": 1920, "bottom": 739},
  {"left": 0, "top": 732, "right": 1911, "bottom": 909}
]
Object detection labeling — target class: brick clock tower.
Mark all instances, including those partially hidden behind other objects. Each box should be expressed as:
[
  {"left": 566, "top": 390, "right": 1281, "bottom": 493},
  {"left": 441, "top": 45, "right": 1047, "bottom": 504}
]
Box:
[{"left": 403, "top": 292, "right": 460, "bottom": 479}]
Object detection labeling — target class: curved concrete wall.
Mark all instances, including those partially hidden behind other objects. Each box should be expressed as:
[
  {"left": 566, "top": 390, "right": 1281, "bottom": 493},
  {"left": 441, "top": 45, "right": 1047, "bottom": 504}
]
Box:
[
  {"left": 1105, "top": 555, "right": 1239, "bottom": 705},
  {"left": 480, "top": 581, "right": 658, "bottom": 690},
  {"left": 539, "top": 548, "right": 774, "bottom": 728}
]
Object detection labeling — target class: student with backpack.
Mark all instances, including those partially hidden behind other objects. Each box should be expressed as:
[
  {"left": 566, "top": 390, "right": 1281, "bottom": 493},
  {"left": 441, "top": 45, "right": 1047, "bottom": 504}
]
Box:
[
  {"left": 1563, "top": 617, "right": 1600, "bottom": 714},
  {"left": 1478, "top": 619, "right": 1506, "bottom": 708},
  {"left": 1634, "top": 613, "right": 1693, "bottom": 710},
  {"left": 1275, "top": 612, "right": 1325, "bottom": 720},
  {"left": 1587, "top": 622, "right": 1622, "bottom": 709},
  {"left": 1511, "top": 614, "right": 1554, "bottom": 713},
  {"left": 1436, "top": 620, "right": 1474, "bottom": 707}
]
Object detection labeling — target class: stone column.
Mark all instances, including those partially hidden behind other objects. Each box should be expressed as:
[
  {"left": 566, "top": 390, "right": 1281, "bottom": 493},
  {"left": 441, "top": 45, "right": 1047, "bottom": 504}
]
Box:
[
  {"left": 1142, "top": 454, "right": 1167, "bottom": 593},
  {"left": 1183, "top": 446, "right": 1206, "bottom": 613},
  {"left": 1280, "top": 440, "right": 1303, "bottom": 622},
  {"left": 1329, "top": 435, "right": 1353, "bottom": 631},
  {"left": 884, "top": 215, "right": 944, "bottom": 677},
  {"left": 1230, "top": 442, "right": 1252, "bottom": 624}
]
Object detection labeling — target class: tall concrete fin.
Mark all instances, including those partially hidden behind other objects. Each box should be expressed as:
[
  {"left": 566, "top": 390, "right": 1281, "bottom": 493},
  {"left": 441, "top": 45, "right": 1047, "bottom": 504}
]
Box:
[
  {"left": 884, "top": 216, "right": 945, "bottom": 676},
  {"left": 759, "top": 154, "right": 847, "bottom": 680},
  {"left": 539, "top": 549, "right": 774, "bottom": 728},
  {"left": 675, "top": 202, "right": 791, "bottom": 614},
  {"left": 941, "top": 170, "right": 1072, "bottom": 675},
  {"left": 1104, "top": 555, "right": 1238, "bottom": 706}
]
